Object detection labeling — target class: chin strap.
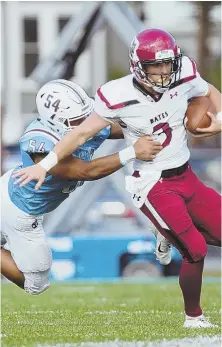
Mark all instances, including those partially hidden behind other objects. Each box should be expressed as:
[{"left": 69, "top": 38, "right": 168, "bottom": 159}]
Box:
[
  {"left": 152, "top": 85, "right": 168, "bottom": 94},
  {"left": 133, "top": 77, "right": 165, "bottom": 101}
]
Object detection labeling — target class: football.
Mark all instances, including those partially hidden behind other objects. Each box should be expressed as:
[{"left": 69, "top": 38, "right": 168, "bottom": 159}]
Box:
[{"left": 185, "top": 96, "right": 215, "bottom": 134}]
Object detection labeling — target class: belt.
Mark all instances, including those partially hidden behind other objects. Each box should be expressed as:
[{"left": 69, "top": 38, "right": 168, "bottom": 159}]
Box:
[
  {"left": 133, "top": 162, "right": 189, "bottom": 179},
  {"left": 161, "top": 162, "right": 189, "bottom": 178}
]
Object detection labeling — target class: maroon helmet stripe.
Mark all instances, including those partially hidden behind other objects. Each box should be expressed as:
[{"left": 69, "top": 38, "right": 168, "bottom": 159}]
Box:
[
  {"left": 23, "top": 128, "right": 60, "bottom": 142},
  {"left": 97, "top": 88, "right": 139, "bottom": 109}
]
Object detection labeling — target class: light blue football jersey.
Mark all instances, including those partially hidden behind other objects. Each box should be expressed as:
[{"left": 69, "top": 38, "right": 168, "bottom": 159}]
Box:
[{"left": 8, "top": 119, "right": 111, "bottom": 215}]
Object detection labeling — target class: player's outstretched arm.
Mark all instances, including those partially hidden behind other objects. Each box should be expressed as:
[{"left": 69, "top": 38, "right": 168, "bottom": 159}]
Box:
[
  {"left": 12, "top": 112, "right": 111, "bottom": 189},
  {"left": 53, "top": 112, "right": 110, "bottom": 160},
  {"left": 12, "top": 136, "right": 163, "bottom": 185},
  {"left": 50, "top": 135, "right": 162, "bottom": 181}
]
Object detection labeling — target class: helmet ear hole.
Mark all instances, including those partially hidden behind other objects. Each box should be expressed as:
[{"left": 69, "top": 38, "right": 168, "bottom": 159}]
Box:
[{"left": 64, "top": 119, "right": 69, "bottom": 127}]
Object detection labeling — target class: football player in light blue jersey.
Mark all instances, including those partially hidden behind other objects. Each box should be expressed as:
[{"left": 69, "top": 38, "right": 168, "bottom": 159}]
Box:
[{"left": 1, "top": 79, "right": 163, "bottom": 295}]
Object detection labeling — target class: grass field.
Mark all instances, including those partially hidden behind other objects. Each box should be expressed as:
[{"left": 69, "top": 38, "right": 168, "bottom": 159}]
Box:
[{"left": 1, "top": 278, "right": 221, "bottom": 347}]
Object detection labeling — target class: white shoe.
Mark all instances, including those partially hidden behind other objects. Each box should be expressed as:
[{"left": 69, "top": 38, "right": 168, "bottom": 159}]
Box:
[
  {"left": 183, "top": 314, "right": 218, "bottom": 328},
  {"left": 155, "top": 232, "right": 171, "bottom": 265}
]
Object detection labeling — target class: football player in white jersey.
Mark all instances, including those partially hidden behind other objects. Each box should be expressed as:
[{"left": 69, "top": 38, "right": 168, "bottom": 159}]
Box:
[{"left": 13, "top": 29, "right": 221, "bottom": 328}]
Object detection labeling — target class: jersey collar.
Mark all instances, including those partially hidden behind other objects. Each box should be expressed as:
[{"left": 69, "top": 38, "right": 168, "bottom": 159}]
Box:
[{"left": 132, "top": 77, "right": 163, "bottom": 102}]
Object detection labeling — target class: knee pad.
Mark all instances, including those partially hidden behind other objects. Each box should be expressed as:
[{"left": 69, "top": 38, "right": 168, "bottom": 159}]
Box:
[{"left": 23, "top": 270, "right": 50, "bottom": 295}]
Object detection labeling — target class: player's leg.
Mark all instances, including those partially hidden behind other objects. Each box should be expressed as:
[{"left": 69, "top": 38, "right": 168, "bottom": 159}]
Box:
[
  {"left": 139, "top": 175, "right": 217, "bottom": 327},
  {"left": 1, "top": 171, "right": 52, "bottom": 295},
  {"left": 0, "top": 173, "right": 24, "bottom": 287},
  {"left": 2, "top": 217, "right": 52, "bottom": 295},
  {"left": 132, "top": 171, "right": 171, "bottom": 265},
  {"left": 1, "top": 223, "right": 52, "bottom": 296},
  {"left": 141, "top": 192, "right": 207, "bottom": 315},
  {"left": 1, "top": 248, "right": 25, "bottom": 288},
  {"left": 186, "top": 170, "right": 221, "bottom": 246},
  {"left": 143, "top": 216, "right": 171, "bottom": 265},
  {"left": 6, "top": 217, "right": 52, "bottom": 295}
]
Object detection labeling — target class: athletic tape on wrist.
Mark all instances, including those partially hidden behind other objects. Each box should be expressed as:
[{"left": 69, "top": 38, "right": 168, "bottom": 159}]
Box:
[
  {"left": 216, "top": 112, "right": 222, "bottom": 122},
  {"left": 118, "top": 145, "right": 136, "bottom": 166},
  {"left": 38, "top": 151, "right": 58, "bottom": 172}
]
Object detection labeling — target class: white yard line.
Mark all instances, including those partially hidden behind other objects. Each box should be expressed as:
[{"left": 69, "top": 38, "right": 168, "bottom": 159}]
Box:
[{"left": 35, "top": 335, "right": 221, "bottom": 347}]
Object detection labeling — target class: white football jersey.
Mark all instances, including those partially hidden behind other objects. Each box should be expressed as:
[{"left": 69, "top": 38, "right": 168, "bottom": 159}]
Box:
[{"left": 94, "top": 56, "right": 209, "bottom": 172}]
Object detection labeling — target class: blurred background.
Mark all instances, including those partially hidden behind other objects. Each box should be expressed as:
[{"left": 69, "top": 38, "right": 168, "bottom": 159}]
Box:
[{"left": 1, "top": 1, "right": 221, "bottom": 281}]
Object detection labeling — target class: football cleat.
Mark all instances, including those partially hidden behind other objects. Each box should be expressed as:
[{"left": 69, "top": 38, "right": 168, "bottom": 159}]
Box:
[
  {"left": 183, "top": 314, "right": 218, "bottom": 328},
  {"left": 155, "top": 232, "right": 171, "bottom": 265}
]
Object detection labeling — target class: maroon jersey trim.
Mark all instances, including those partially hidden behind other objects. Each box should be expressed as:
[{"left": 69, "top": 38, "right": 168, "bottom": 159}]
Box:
[
  {"left": 170, "top": 58, "right": 197, "bottom": 89},
  {"left": 23, "top": 128, "right": 60, "bottom": 142},
  {"left": 97, "top": 88, "right": 140, "bottom": 109}
]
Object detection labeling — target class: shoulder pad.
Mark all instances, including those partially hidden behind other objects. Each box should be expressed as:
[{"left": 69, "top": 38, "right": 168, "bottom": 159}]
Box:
[
  {"left": 176, "top": 56, "right": 197, "bottom": 86},
  {"left": 97, "top": 75, "right": 139, "bottom": 110},
  {"left": 20, "top": 128, "right": 60, "bottom": 154}
]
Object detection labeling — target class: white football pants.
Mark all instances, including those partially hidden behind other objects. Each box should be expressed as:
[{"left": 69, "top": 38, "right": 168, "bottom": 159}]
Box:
[{"left": 1, "top": 169, "right": 52, "bottom": 294}]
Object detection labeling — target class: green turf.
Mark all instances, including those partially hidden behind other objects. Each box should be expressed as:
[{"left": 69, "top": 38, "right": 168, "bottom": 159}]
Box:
[{"left": 1, "top": 279, "right": 221, "bottom": 347}]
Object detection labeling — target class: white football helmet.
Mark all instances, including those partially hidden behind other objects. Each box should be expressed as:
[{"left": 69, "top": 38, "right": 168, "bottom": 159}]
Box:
[{"left": 36, "top": 79, "right": 94, "bottom": 135}]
